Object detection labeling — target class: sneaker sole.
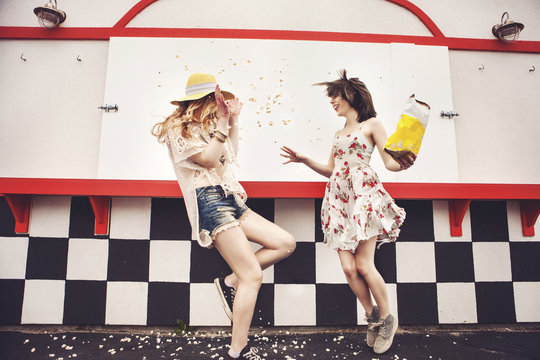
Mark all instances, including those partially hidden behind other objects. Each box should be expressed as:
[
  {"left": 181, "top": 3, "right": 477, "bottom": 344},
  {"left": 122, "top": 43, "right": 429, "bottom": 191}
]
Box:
[
  {"left": 366, "top": 329, "right": 378, "bottom": 348},
  {"left": 373, "top": 320, "right": 398, "bottom": 354},
  {"left": 214, "top": 278, "right": 233, "bottom": 321}
]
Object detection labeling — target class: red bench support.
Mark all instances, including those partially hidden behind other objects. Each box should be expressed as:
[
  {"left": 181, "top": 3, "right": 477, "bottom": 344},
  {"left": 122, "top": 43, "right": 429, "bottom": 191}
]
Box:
[
  {"left": 520, "top": 199, "right": 540, "bottom": 236},
  {"left": 3, "top": 194, "right": 31, "bottom": 234}
]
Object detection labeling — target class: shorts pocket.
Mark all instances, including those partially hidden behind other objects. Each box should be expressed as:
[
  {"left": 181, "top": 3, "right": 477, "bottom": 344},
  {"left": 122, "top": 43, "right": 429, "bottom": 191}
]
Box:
[{"left": 204, "top": 188, "right": 225, "bottom": 205}]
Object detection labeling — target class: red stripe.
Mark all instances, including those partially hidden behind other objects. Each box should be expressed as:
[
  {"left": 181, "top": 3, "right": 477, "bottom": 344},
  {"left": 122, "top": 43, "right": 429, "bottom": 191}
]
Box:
[
  {"left": 113, "top": 27, "right": 444, "bottom": 44},
  {"left": 1, "top": 26, "right": 539, "bottom": 53},
  {"left": 0, "top": 26, "right": 112, "bottom": 40},
  {"left": 1, "top": 178, "right": 539, "bottom": 199}
]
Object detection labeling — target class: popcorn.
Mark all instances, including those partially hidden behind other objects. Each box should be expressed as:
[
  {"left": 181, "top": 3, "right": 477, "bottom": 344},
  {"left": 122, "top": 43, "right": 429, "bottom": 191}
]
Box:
[{"left": 384, "top": 95, "right": 430, "bottom": 158}]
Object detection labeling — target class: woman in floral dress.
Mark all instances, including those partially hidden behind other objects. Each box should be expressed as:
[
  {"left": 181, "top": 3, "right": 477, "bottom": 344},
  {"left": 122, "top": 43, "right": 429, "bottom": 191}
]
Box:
[{"left": 281, "top": 70, "right": 415, "bottom": 355}]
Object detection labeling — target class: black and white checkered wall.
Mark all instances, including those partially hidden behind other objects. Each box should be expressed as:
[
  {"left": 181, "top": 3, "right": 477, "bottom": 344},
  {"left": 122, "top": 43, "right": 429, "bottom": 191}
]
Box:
[{"left": 1, "top": 195, "right": 539, "bottom": 327}]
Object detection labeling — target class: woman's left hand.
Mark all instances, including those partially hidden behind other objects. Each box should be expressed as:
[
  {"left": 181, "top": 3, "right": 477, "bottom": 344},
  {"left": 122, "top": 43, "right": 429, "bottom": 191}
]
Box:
[
  {"left": 396, "top": 152, "right": 416, "bottom": 170},
  {"left": 215, "top": 84, "right": 230, "bottom": 121},
  {"left": 227, "top": 97, "right": 243, "bottom": 125}
]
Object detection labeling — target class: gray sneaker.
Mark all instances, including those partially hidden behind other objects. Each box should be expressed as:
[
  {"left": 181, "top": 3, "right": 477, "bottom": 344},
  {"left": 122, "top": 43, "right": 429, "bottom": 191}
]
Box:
[
  {"left": 373, "top": 313, "right": 398, "bottom": 354},
  {"left": 364, "top": 306, "right": 381, "bottom": 347},
  {"left": 229, "top": 346, "right": 262, "bottom": 359}
]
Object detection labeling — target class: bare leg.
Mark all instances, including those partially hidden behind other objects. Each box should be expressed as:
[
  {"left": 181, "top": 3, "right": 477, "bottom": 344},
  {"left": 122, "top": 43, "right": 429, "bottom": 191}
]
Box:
[
  {"left": 355, "top": 236, "right": 390, "bottom": 318},
  {"left": 213, "top": 226, "right": 263, "bottom": 353},
  {"left": 338, "top": 250, "right": 374, "bottom": 315},
  {"left": 225, "top": 210, "right": 296, "bottom": 288}
]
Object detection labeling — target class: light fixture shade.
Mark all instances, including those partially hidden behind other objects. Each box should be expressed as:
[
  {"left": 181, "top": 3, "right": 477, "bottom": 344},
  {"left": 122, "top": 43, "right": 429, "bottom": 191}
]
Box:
[
  {"left": 34, "top": 0, "right": 66, "bottom": 29},
  {"left": 492, "top": 12, "right": 524, "bottom": 43}
]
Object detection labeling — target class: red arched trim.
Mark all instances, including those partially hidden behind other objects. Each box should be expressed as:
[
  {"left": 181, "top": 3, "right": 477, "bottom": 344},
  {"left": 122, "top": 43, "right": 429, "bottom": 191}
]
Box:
[
  {"left": 385, "top": 0, "right": 445, "bottom": 37},
  {"left": 113, "top": 0, "right": 159, "bottom": 30},
  {"left": 114, "top": 0, "right": 445, "bottom": 38}
]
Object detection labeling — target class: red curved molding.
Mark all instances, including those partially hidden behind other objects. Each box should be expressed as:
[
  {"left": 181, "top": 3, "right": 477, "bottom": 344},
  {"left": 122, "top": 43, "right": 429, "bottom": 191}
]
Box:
[
  {"left": 114, "top": 0, "right": 444, "bottom": 37},
  {"left": 385, "top": 0, "right": 444, "bottom": 37},
  {"left": 113, "top": 0, "right": 159, "bottom": 29}
]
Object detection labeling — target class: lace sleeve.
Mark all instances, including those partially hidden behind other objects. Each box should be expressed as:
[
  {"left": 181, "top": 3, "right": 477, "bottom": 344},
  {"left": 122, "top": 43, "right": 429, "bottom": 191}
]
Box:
[
  {"left": 225, "top": 139, "right": 241, "bottom": 167},
  {"left": 166, "top": 126, "right": 207, "bottom": 167}
]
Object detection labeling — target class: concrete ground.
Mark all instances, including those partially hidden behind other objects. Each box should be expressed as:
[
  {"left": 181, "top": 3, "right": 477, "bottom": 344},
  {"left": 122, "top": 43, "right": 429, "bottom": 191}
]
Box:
[{"left": 1, "top": 324, "right": 539, "bottom": 360}]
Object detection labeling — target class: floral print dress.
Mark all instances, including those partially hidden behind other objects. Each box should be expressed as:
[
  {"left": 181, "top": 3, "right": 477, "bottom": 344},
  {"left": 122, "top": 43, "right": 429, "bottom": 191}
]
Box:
[{"left": 321, "top": 128, "right": 406, "bottom": 252}]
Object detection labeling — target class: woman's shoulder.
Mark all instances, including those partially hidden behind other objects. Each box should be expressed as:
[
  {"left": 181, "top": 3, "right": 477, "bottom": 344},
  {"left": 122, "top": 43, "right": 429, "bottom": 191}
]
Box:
[
  {"left": 362, "top": 117, "right": 384, "bottom": 132},
  {"left": 362, "top": 117, "right": 379, "bottom": 126}
]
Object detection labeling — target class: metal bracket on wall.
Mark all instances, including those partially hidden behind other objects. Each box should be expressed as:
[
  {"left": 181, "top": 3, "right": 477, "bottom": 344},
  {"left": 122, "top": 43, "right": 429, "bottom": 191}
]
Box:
[
  {"left": 98, "top": 104, "right": 118, "bottom": 112},
  {"left": 440, "top": 111, "right": 460, "bottom": 119}
]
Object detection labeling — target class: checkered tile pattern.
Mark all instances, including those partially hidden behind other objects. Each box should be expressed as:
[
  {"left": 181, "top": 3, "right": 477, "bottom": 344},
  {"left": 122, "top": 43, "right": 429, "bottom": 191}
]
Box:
[{"left": 1, "top": 196, "right": 539, "bottom": 326}]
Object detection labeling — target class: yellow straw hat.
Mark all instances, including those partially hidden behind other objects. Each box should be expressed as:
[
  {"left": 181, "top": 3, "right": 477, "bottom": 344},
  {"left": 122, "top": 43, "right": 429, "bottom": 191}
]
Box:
[{"left": 170, "top": 72, "right": 234, "bottom": 105}]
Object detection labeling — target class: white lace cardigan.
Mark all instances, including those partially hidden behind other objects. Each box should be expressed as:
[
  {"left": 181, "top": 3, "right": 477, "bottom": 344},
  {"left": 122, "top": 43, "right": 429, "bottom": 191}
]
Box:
[{"left": 165, "top": 123, "right": 247, "bottom": 248}]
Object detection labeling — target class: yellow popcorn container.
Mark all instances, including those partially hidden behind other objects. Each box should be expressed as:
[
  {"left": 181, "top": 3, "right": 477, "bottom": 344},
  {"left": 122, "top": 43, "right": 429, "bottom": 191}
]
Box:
[{"left": 384, "top": 94, "right": 431, "bottom": 158}]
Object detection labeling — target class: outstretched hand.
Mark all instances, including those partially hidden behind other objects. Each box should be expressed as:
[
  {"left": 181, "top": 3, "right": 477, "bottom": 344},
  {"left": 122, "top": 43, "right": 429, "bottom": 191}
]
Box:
[{"left": 280, "top": 146, "right": 306, "bottom": 165}]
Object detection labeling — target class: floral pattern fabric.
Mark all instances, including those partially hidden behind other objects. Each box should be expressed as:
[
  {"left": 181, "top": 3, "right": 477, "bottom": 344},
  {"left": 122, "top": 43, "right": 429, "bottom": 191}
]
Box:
[
  {"left": 166, "top": 123, "right": 247, "bottom": 247},
  {"left": 321, "top": 129, "right": 406, "bottom": 253}
]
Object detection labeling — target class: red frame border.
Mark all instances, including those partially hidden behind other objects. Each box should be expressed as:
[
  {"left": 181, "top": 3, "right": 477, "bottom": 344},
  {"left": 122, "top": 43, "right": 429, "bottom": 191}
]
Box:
[
  {"left": 1, "top": 178, "right": 539, "bottom": 199},
  {"left": 1, "top": 0, "right": 539, "bottom": 53},
  {"left": 1, "top": 178, "right": 539, "bottom": 236}
]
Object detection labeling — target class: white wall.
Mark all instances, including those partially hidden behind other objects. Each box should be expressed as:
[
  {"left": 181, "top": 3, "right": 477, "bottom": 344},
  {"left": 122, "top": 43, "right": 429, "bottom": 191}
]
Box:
[
  {"left": 0, "top": 0, "right": 139, "bottom": 27},
  {"left": 0, "top": 40, "right": 108, "bottom": 178},
  {"left": 412, "top": 0, "right": 540, "bottom": 40},
  {"left": 449, "top": 50, "right": 540, "bottom": 183},
  {"left": 3, "top": 0, "right": 538, "bottom": 39},
  {"left": 0, "top": 0, "right": 539, "bottom": 183}
]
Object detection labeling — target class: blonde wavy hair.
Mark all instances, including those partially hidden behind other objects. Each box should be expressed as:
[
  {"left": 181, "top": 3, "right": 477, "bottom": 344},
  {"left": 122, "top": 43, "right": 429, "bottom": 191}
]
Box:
[{"left": 152, "top": 94, "right": 218, "bottom": 143}]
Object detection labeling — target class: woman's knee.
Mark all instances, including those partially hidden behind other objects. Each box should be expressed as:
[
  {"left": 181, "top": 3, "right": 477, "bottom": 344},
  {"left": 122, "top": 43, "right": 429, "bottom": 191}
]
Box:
[
  {"left": 341, "top": 263, "right": 358, "bottom": 279},
  {"left": 238, "top": 265, "right": 263, "bottom": 287},
  {"left": 280, "top": 233, "right": 296, "bottom": 256},
  {"left": 355, "top": 259, "right": 374, "bottom": 278}
]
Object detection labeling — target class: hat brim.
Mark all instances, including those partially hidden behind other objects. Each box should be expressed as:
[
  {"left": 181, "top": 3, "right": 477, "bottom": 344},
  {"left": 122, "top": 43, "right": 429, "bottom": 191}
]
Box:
[{"left": 170, "top": 90, "right": 234, "bottom": 105}]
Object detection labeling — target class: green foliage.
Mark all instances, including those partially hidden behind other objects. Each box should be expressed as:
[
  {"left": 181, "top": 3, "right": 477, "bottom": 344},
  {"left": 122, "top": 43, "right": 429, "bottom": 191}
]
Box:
[{"left": 174, "top": 319, "right": 196, "bottom": 336}]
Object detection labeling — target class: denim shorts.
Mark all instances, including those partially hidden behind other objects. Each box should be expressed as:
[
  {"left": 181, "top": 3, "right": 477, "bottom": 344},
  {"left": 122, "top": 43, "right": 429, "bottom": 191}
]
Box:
[{"left": 196, "top": 185, "right": 250, "bottom": 238}]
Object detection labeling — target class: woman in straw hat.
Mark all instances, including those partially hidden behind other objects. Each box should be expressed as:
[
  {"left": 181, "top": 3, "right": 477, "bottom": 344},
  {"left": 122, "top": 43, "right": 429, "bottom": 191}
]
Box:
[
  {"left": 280, "top": 70, "right": 417, "bottom": 355},
  {"left": 153, "top": 73, "right": 295, "bottom": 359}
]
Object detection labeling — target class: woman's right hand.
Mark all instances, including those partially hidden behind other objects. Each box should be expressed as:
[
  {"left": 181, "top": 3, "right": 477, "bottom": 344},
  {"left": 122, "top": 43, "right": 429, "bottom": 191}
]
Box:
[
  {"left": 395, "top": 152, "right": 416, "bottom": 170},
  {"left": 280, "top": 146, "right": 306, "bottom": 164}
]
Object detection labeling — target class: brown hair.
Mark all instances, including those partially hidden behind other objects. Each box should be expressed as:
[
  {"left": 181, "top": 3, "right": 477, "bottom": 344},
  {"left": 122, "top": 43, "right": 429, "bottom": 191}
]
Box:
[
  {"left": 152, "top": 94, "right": 217, "bottom": 143},
  {"left": 315, "top": 69, "right": 376, "bottom": 122}
]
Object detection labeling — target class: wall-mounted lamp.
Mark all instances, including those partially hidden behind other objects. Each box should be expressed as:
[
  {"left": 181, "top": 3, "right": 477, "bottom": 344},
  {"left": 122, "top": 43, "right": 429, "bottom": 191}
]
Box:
[
  {"left": 33, "top": 0, "right": 66, "bottom": 29},
  {"left": 492, "top": 12, "right": 524, "bottom": 43}
]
